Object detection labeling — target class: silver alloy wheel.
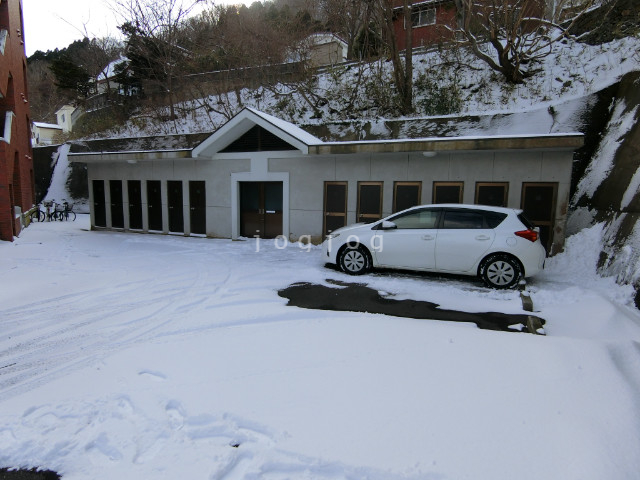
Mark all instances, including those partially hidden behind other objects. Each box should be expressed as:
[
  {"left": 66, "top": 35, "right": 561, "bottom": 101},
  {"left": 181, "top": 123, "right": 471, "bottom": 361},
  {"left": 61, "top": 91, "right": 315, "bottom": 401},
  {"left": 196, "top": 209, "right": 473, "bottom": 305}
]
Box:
[
  {"left": 341, "top": 248, "right": 367, "bottom": 274},
  {"left": 486, "top": 260, "right": 516, "bottom": 287}
]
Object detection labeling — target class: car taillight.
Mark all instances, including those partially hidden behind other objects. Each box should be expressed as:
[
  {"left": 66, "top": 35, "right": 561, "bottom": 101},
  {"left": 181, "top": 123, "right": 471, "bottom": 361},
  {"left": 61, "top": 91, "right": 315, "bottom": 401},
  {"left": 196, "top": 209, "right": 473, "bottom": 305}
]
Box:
[{"left": 515, "top": 229, "right": 538, "bottom": 242}]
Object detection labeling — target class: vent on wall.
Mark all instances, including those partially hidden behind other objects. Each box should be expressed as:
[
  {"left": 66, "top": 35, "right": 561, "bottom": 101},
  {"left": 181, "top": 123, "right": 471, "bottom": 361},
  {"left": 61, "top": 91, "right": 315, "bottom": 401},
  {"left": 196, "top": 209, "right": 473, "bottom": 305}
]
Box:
[{"left": 221, "top": 125, "right": 297, "bottom": 153}]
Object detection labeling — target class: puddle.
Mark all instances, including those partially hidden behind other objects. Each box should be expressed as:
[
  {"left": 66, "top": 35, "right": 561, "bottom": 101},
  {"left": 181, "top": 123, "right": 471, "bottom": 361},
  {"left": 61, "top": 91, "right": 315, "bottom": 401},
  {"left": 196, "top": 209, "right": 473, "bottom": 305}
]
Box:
[{"left": 278, "top": 280, "right": 544, "bottom": 333}]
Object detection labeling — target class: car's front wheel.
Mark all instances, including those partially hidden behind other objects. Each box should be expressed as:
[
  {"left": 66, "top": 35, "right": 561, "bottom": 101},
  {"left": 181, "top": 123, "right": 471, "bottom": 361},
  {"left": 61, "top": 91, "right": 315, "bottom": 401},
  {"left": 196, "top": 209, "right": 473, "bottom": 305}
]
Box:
[
  {"left": 480, "top": 254, "right": 522, "bottom": 289},
  {"left": 338, "top": 245, "right": 371, "bottom": 275}
]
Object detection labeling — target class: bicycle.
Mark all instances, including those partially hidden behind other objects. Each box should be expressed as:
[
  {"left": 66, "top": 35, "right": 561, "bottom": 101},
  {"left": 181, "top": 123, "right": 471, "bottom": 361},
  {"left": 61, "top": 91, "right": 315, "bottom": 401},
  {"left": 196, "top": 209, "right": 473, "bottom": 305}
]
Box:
[
  {"left": 56, "top": 201, "right": 76, "bottom": 221},
  {"left": 43, "top": 200, "right": 57, "bottom": 221},
  {"left": 29, "top": 204, "right": 46, "bottom": 222}
]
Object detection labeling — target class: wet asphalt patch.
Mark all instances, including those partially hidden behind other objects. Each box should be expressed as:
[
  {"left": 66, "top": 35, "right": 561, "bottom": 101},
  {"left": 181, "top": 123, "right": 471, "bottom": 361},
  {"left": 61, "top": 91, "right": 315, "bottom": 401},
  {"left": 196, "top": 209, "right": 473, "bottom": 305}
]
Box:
[
  {"left": 278, "top": 280, "right": 545, "bottom": 333},
  {"left": 0, "top": 469, "right": 60, "bottom": 480}
]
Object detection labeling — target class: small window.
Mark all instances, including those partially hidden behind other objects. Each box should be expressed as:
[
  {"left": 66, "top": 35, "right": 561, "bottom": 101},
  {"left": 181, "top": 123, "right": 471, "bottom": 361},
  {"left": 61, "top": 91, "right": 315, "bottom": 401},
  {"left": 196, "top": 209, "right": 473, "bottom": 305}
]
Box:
[
  {"left": 433, "top": 182, "right": 463, "bottom": 204},
  {"left": 476, "top": 182, "right": 508, "bottom": 207},
  {"left": 410, "top": 8, "right": 436, "bottom": 27},
  {"left": 393, "top": 182, "right": 422, "bottom": 213},
  {"left": 391, "top": 208, "right": 439, "bottom": 229}
]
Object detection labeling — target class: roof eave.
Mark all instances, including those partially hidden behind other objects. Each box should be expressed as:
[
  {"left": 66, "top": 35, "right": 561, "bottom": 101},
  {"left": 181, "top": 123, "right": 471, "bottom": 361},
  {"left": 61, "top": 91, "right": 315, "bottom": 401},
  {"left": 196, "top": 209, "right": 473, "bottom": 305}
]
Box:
[
  {"left": 309, "top": 134, "right": 584, "bottom": 155},
  {"left": 68, "top": 149, "right": 193, "bottom": 163}
]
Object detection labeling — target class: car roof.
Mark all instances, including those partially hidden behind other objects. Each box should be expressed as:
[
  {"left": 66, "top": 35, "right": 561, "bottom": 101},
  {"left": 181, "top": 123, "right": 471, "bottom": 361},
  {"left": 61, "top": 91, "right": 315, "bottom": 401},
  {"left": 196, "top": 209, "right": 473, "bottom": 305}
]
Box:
[{"left": 401, "top": 204, "right": 522, "bottom": 215}]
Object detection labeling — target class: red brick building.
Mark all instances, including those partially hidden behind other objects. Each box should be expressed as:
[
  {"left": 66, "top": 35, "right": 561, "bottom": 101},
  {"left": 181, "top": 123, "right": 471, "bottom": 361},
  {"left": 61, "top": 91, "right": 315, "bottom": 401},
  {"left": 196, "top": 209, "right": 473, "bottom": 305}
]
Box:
[
  {"left": 392, "top": 0, "right": 458, "bottom": 50},
  {"left": 0, "top": 0, "right": 34, "bottom": 241}
]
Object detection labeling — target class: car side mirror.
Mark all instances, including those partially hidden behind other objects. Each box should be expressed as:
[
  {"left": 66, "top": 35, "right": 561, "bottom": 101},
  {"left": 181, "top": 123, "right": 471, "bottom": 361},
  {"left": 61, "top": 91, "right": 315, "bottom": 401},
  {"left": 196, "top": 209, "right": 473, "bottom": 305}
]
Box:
[{"left": 380, "top": 220, "right": 397, "bottom": 230}]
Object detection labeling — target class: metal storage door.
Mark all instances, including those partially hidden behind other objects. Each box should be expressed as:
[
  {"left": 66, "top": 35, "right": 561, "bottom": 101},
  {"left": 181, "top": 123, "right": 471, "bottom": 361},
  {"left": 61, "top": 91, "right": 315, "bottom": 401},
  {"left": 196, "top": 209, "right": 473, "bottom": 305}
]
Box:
[
  {"left": 128, "top": 180, "right": 143, "bottom": 230},
  {"left": 93, "top": 180, "right": 106, "bottom": 227},
  {"left": 147, "top": 181, "right": 162, "bottom": 231},
  {"left": 167, "top": 181, "right": 184, "bottom": 233},
  {"left": 109, "top": 180, "right": 124, "bottom": 229},
  {"left": 189, "top": 181, "right": 206, "bottom": 235}
]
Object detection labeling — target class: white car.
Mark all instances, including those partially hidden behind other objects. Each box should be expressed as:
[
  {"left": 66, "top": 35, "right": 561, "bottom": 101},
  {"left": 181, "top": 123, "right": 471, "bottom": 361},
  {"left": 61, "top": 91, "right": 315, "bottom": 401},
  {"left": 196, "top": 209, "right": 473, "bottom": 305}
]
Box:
[{"left": 321, "top": 204, "right": 546, "bottom": 289}]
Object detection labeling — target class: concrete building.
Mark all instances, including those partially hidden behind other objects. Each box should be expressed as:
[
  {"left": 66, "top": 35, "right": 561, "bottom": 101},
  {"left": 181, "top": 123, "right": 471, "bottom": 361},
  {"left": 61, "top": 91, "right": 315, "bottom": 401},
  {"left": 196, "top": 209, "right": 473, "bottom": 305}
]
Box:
[
  {"left": 0, "top": 0, "right": 35, "bottom": 241},
  {"left": 68, "top": 108, "right": 583, "bottom": 254}
]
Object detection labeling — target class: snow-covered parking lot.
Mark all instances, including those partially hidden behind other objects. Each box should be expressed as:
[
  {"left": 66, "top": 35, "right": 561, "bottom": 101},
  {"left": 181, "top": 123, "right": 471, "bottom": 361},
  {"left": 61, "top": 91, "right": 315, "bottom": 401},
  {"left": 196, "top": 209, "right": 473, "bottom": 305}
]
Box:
[{"left": 1, "top": 215, "right": 640, "bottom": 480}]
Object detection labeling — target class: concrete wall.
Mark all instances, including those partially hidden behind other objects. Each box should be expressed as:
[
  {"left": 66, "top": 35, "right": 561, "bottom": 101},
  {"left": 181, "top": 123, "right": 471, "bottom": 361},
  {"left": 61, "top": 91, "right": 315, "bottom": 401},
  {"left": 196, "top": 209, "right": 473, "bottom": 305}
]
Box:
[
  {"left": 88, "top": 157, "right": 250, "bottom": 238},
  {"left": 271, "top": 149, "right": 573, "bottom": 250},
  {"left": 86, "top": 146, "right": 574, "bottom": 251}
]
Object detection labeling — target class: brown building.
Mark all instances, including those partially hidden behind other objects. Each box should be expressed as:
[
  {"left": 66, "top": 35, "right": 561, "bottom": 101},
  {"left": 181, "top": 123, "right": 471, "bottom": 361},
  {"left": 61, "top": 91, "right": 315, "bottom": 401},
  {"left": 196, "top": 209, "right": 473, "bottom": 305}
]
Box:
[
  {"left": 0, "top": 0, "right": 34, "bottom": 241},
  {"left": 392, "top": 0, "right": 458, "bottom": 50}
]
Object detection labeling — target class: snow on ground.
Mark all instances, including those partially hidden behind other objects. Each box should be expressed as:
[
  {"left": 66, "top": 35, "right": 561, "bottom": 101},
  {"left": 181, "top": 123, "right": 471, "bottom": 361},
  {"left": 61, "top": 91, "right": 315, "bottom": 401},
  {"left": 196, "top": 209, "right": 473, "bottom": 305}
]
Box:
[{"left": 1, "top": 218, "right": 640, "bottom": 479}]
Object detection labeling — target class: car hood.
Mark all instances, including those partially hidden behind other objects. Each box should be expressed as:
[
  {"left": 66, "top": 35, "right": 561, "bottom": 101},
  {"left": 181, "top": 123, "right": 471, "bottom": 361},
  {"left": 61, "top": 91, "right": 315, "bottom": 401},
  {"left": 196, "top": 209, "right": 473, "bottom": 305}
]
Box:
[{"left": 328, "top": 222, "right": 372, "bottom": 236}]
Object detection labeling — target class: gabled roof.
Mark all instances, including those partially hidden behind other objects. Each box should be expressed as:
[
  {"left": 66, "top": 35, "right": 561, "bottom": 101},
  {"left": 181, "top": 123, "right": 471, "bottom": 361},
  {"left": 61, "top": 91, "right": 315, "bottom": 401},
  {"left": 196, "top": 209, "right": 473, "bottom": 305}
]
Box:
[{"left": 192, "top": 107, "right": 322, "bottom": 157}]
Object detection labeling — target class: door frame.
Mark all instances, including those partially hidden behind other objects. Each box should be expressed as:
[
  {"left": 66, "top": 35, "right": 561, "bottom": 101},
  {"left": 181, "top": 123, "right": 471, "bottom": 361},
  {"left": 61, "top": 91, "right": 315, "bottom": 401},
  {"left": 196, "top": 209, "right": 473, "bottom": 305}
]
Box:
[{"left": 231, "top": 170, "right": 289, "bottom": 240}]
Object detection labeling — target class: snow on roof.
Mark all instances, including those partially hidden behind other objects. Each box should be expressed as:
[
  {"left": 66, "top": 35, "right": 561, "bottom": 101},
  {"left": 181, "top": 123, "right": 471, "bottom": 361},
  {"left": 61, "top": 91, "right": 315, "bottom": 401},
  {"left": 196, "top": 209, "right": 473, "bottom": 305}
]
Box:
[
  {"left": 68, "top": 132, "right": 212, "bottom": 156},
  {"left": 33, "top": 122, "right": 63, "bottom": 130},
  {"left": 244, "top": 107, "right": 323, "bottom": 146},
  {"left": 68, "top": 107, "right": 585, "bottom": 160}
]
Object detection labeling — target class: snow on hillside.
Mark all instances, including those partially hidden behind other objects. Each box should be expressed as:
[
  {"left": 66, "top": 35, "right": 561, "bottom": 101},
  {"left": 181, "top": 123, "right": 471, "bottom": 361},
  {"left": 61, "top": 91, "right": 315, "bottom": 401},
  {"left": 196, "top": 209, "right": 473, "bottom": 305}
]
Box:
[
  {"left": 1, "top": 217, "right": 639, "bottom": 479},
  {"left": 93, "top": 35, "right": 640, "bottom": 139}
]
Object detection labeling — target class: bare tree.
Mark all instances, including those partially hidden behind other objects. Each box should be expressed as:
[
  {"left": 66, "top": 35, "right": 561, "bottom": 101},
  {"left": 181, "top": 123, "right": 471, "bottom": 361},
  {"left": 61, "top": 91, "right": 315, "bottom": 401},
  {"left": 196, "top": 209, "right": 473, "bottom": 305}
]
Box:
[
  {"left": 110, "top": 0, "right": 209, "bottom": 126},
  {"left": 319, "top": 0, "right": 373, "bottom": 59},
  {"left": 452, "top": 0, "right": 596, "bottom": 84},
  {"left": 377, "top": 0, "right": 414, "bottom": 114}
]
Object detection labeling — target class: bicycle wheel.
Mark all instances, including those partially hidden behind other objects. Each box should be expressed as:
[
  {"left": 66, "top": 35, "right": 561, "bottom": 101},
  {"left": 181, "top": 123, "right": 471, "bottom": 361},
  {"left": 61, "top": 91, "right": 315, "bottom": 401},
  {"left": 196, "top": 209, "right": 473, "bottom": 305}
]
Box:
[
  {"left": 30, "top": 210, "right": 45, "bottom": 222},
  {"left": 69, "top": 211, "right": 76, "bottom": 221}
]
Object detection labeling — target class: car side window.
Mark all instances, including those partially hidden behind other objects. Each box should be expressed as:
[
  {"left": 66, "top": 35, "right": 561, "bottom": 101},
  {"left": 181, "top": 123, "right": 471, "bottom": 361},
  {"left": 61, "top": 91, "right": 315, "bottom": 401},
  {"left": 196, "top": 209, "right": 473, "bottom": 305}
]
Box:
[
  {"left": 441, "top": 210, "right": 485, "bottom": 229},
  {"left": 391, "top": 209, "right": 439, "bottom": 229}
]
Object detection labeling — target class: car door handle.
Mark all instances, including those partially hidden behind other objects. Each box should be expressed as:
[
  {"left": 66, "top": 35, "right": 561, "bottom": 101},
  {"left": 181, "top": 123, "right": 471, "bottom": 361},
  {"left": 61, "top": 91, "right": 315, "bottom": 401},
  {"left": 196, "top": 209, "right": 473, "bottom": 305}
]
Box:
[
  {"left": 422, "top": 235, "right": 435, "bottom": 241},
  {"left": 475, "top": 235, "right": 491, "bottom": 241}
]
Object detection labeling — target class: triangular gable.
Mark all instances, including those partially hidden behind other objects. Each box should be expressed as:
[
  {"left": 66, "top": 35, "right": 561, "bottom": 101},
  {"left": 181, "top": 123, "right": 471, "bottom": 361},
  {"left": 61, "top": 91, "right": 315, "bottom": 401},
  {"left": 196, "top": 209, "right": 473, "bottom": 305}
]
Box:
[
  {"left": 221, "top": 125, "right": 297, "bottom": 153},
  {"left": 192, "top": 107, "right": 322, "bottom": 158}
]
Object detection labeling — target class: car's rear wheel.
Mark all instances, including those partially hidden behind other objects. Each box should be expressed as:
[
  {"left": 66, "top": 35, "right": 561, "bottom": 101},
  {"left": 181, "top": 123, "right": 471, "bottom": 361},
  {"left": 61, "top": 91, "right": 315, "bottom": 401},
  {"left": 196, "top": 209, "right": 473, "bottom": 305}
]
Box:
[
  {"left": 339, "top": 245, "right": 371, "bottom": 275},
  {"left": 480, "top": 254, "right": 521, "bottom": 289}
]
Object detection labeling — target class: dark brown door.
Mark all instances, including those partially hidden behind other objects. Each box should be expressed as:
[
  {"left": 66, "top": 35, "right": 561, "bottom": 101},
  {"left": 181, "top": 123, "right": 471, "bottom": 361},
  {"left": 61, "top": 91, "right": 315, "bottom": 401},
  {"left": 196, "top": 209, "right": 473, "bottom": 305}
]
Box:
[
  {"left": 110, "top": 180, "right": 124, "bottom": 229},
  {"left": 240, "top": 182, "right": 283, "bottom": 238},
  {"left": 522, "top": 183, "right": 557, "bottom": 252},
  {"left": 147, "top": 181, "right": 162, "bottom": 231},
  {"left": 357, "top": 182, "right": 383, "bottom": 223},
  {"left": 324, "top": 181, "right": 347, "bottom": 236},
  {"left": 167, "top": 181, "right": 184, "bottom": 233},
  {"left": 189, "top": 181, "right": 206, "bottom": 235},
  {"left": 93, "top": 180, "right": 106, "bottom": 227},
  {"left": 128, "top": 180, "right": 143, "bottom": 230}
]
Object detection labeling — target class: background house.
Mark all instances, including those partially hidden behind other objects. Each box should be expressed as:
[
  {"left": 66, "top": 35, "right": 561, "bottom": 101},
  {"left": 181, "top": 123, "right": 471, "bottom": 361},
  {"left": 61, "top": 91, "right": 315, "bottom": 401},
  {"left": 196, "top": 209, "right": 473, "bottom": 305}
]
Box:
[
  {"left": 55, "top": 104, "right": 82, "bottom": 133},
  {"left": 301, "top": 33, "right": 348, "bottom": 67},
  {"left": 31, "top": 121, "right": 62, "bottom": 146},
  {"left": 0, "top": 0, "right": 34, "bottom": 241},
  {"left": 392, "top": 0, "right": 458, "bottom": 50}
]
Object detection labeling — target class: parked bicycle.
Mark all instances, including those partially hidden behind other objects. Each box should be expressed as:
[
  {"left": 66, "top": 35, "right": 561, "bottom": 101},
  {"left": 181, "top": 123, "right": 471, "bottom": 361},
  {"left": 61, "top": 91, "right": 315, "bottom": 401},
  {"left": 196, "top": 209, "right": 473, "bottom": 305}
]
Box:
[
  {"left": 55, "top": 201, "right": 76, "bottom": 221},
  {"left": 43, "top": 200, "right": 57, "bottom": 221},
  {"left": 29, "top": 204, "right": 46, "bottom": 222}
]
